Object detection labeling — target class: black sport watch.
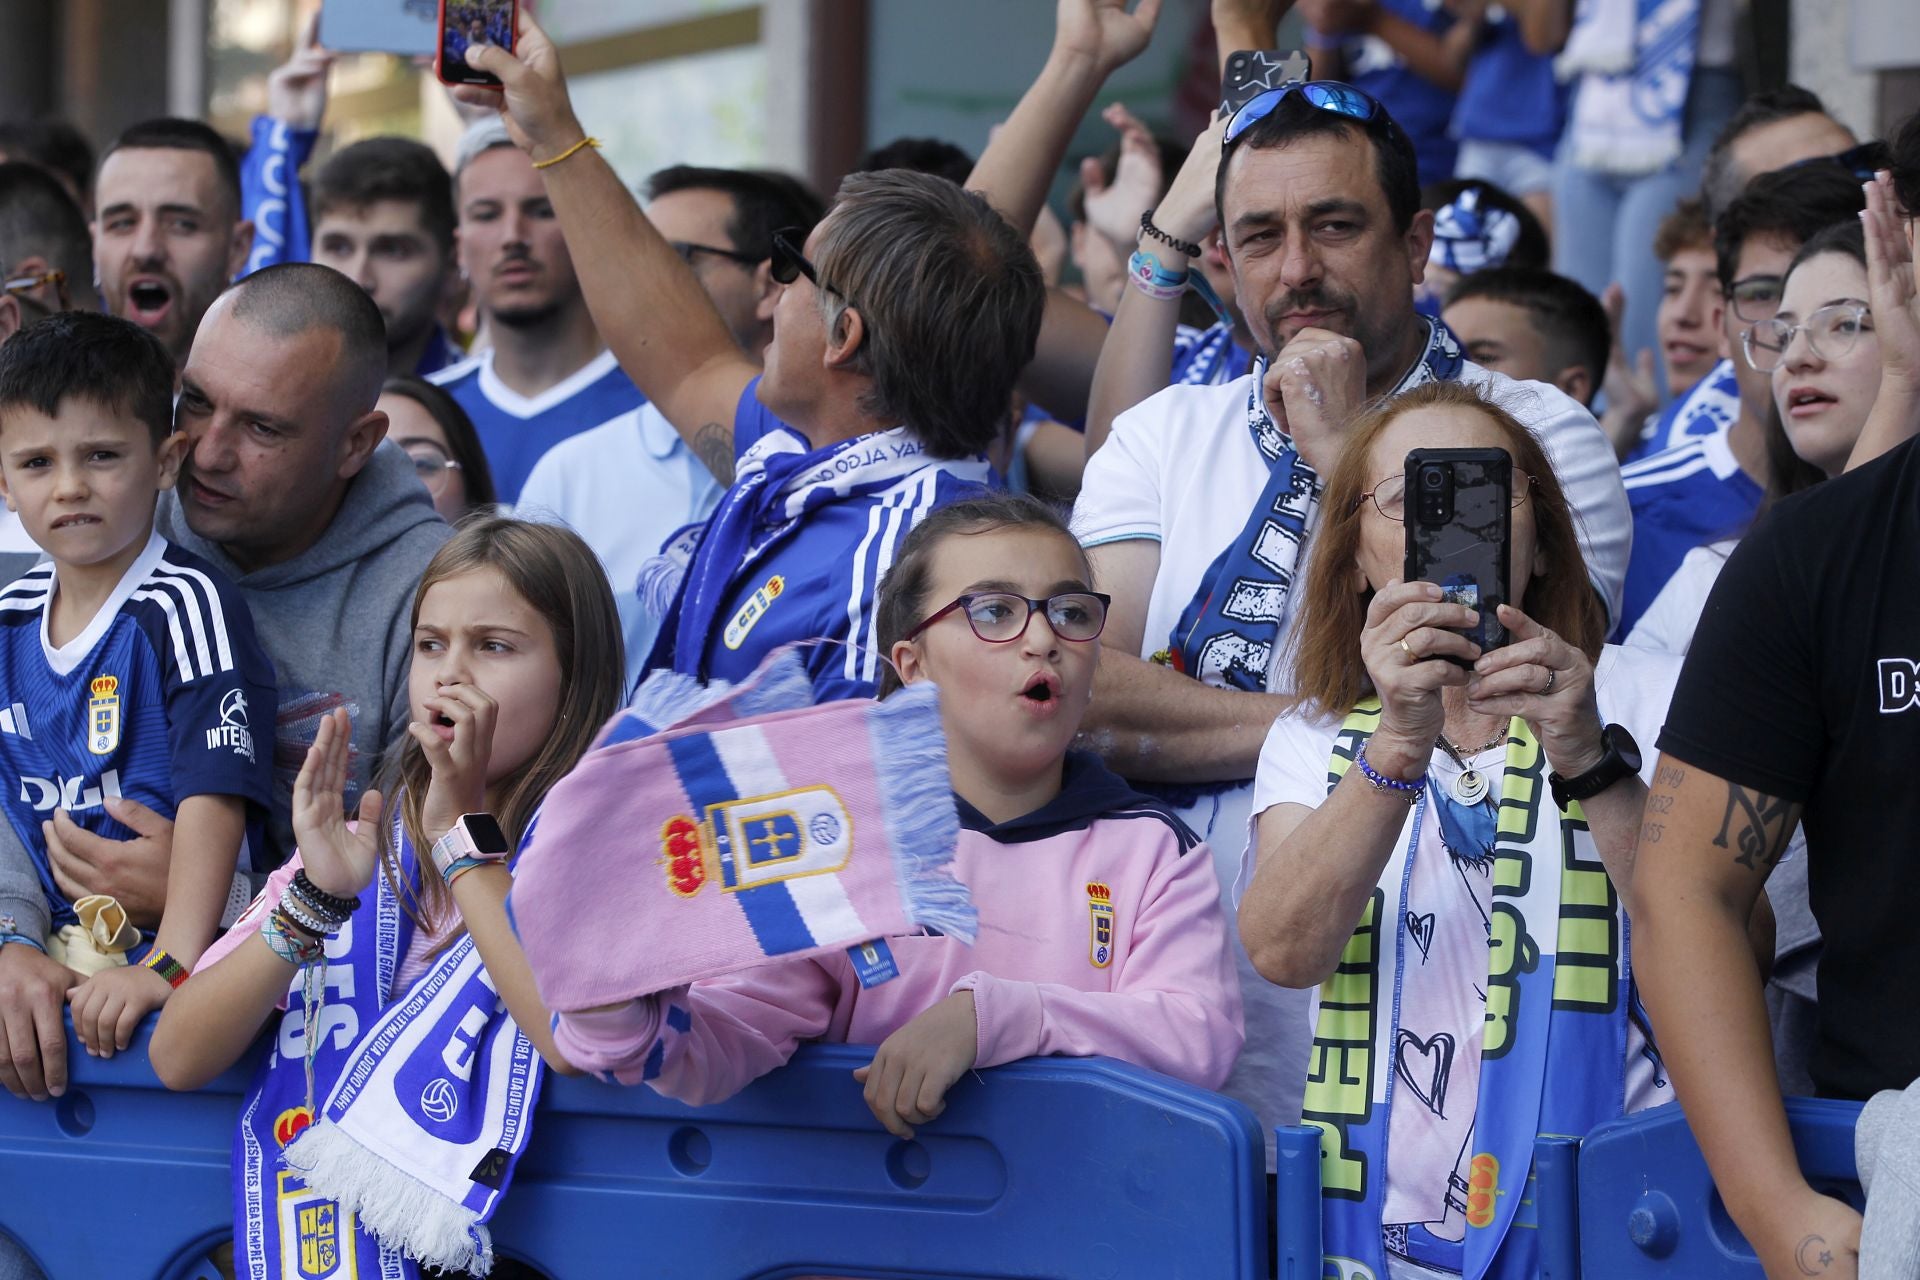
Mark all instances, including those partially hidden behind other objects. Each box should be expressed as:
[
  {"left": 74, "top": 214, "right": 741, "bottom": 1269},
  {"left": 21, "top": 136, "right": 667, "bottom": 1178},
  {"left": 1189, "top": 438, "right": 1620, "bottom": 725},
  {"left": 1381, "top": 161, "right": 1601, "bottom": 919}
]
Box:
[{"left": 1548, "top": 724, "right": 1642, "bottom": 810}]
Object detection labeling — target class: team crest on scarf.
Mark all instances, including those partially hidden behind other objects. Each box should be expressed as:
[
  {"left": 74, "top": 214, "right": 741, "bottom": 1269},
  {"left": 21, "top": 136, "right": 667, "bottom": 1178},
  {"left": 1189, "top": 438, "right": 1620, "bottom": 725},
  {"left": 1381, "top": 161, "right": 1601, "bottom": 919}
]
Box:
[
  {"left": 660, "top": 786, "right": 854, "bottom": 899},
  {"left": 1086, "top": 882, "right": 1114, "bottom": 968},
  {"left": 86, "top": 675, "right": 120, "bottom": 755}
]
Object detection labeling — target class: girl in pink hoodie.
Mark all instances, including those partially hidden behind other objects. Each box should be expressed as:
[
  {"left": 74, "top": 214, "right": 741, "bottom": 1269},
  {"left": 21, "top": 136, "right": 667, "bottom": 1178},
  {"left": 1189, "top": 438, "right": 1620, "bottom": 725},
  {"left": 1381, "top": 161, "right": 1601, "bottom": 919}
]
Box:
[{"left": 555, "top": 492, "right": 1244, "bottom": 1138}]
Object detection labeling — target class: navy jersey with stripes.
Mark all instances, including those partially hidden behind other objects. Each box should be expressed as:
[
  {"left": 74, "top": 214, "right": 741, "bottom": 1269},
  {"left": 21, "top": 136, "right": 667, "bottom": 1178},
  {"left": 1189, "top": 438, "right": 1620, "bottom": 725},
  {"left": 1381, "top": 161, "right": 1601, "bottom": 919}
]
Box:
[
  {"left": 0, "top": 533, "right": 277, "bottom": 925},
  {"left": 699, "top": 380, "right": 989, "bottom": 701}
]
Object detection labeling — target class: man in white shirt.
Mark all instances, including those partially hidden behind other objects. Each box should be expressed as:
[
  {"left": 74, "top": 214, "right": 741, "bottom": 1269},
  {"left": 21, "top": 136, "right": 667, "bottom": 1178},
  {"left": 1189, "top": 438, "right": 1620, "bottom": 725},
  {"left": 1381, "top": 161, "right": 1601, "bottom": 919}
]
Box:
[
  {"left": 518, "top": 166, "right": 825, "bottom": 673},
  {"left": 1072, "top": 79, "right": 1629, "bottom": 1146}
]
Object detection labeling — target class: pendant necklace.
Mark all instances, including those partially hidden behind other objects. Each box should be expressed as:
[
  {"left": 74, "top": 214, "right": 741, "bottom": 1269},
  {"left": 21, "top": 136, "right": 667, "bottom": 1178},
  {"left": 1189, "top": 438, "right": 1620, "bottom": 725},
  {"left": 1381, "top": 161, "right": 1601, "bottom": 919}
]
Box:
[{"left": 1435, "top": 727, "right": 1506, "bottom": 806}]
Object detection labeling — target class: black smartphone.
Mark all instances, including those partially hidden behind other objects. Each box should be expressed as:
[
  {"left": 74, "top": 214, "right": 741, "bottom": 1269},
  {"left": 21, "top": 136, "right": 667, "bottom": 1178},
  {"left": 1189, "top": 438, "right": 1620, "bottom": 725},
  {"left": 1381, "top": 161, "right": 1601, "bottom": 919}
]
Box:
[
  {"left": 1404, "top": 447, "right": 1512, "bottom": 662},
  {"left": 1220, "top": 49, "right": 1314, "bottom": 116},
  {"left": 436, "top": 0, "right": 516, "bottom": 88}
]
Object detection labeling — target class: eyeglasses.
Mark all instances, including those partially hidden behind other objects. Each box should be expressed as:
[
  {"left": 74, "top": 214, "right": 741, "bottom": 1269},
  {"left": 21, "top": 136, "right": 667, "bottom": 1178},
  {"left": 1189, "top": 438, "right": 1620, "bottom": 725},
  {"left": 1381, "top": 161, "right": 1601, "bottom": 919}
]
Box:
[
  {"left": 1357, "top": 468, "right": 1536, "bottom": 521},
  {"left": 401, "top": 439, "right": 464, "bottom": 493},
  {"left": 904, "top": 591, "right": 1112, "bottom": 644},
  {"left": 1726, "top": 274, "right": 1786, "bottom": 324},
  {"left": 1741, "top": 302, "right": 1873, "bottom": 373},
  {"left": 669, "top": 241, "right": 764, "bottom": 268},
  {"left": 2, "top": 269, "right": 68, "bottom": 314},
  {"left": 1223, "top": 80, "right": 1387, "bottom": 150}
]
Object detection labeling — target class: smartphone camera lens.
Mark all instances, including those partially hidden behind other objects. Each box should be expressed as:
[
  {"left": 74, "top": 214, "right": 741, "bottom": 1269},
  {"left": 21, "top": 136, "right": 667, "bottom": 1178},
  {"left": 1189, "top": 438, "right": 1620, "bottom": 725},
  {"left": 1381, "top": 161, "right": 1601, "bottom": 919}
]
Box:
[{"left": 1422, "top": 468, "right": 1446, "bottom": 490}]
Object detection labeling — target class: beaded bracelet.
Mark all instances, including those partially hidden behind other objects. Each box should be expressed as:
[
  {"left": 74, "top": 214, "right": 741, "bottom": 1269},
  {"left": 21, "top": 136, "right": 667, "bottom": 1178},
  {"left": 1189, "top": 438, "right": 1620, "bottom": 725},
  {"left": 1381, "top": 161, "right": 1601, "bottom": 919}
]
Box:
[
  {"left": 1139, "top": 209, "right": 1202, "bottom": 259},
  {"left": 1354, "top": 742, "right": 1424, "bottom": 801},
  {"left": 1127, "top": 249, "right": 1189, "bottom": 301},
  {"left": 262, "top": 909, "right": 326, "bottom": 967},
  {"left": 291, "top": 870, "right": 360, "bottom": 919},
  {"left": 141, "top": 947, "right": 190, "bottom": 988},
  {"left": 276, "top": 890, "right": 338, "bottom": 939}
]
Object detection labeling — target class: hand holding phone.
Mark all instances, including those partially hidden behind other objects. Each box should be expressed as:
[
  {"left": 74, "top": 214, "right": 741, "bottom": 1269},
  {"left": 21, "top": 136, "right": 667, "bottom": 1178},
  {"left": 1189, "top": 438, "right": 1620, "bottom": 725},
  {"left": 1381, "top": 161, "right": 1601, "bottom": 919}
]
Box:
[
  {"left": 1403, "top": 447, "right": 1513, "bottom": 664},
  {"left": 437, "top": 0, "right": 518, "bottom": 88}
]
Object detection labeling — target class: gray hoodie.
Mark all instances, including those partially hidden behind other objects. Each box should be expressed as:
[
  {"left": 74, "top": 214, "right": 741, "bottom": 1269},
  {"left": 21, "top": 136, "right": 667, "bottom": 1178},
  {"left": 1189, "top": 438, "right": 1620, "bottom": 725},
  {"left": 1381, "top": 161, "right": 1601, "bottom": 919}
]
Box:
[{"left": 158, "top": 441, "right": 451, "bottom": 864}]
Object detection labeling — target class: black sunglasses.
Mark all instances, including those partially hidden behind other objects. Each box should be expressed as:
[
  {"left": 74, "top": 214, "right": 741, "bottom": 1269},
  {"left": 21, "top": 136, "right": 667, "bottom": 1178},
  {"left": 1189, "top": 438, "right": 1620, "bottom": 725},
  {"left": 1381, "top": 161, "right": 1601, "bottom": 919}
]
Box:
[{"left": 769, "top": 228, "right": 838, "bottom": 295}]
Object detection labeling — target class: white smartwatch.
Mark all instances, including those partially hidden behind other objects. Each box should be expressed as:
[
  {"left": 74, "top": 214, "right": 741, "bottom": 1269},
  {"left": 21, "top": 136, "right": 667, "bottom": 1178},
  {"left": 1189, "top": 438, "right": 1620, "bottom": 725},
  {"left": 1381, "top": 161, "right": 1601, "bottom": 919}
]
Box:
[{"left": 430, "top": 812, "right": 511, "bottom": 883}]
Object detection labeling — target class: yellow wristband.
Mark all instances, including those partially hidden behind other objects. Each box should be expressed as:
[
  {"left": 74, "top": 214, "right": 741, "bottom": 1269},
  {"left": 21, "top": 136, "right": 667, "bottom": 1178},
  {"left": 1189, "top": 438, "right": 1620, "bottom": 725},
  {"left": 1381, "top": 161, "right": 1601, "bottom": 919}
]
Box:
[{"left": 532, "top": 135, "right": 602, "bottom": 171}]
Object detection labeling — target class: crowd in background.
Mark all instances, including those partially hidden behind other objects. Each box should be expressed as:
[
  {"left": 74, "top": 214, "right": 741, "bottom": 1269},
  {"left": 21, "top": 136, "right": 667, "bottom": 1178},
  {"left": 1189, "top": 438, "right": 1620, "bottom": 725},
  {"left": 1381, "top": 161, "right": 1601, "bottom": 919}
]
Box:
[{"left": 0, "top": 0, "right": 1914, "bottom": 1277}]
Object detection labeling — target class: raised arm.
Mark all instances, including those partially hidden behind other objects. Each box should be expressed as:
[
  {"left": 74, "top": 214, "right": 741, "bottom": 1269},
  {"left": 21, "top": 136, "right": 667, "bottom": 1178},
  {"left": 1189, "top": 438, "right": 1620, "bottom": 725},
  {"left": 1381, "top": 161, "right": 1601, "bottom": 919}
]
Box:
[
  {"left": 1085, "top": 113, "right": 1228, "bottom": 457},
  {"left": 462, "top": 15, "right": 756, "bottom": 483},
  {"left": 967, "top": 0, "right": 1163, "bottom": 422},
  {"left": 1212, "top": 0, "right": 1292, "bottom": 73},
  {"left": 1301, "top": 0, "right": 1484, "bottom": 92},
  {"left": 1843, "top": 172, "right": 1920, "bottom": 473},
  {"left": 1630, "top": 758, "right": 1861, "bottom": 1278},
  {"left": 967, "top": 0, "right": 1164, "bottom": 237}
]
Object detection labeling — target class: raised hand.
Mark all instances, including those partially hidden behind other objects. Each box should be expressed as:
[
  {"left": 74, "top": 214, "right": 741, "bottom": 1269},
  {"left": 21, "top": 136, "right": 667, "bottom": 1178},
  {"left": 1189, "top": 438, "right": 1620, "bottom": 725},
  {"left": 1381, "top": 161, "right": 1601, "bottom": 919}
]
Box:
[
  {"left": 291, "top": 708, "right": 384, "bottom": 901},
  {"left": 852, "top": 990, "right": 979, "bottom": 1140},
  {"left": 1150, "top": 111, "right": 1230, "bottom": 250},
  {"left": 1599, "top": 282, "right": 1660, "bottom": 455},
  {"left": 1082, "top": 103, "right": 1165, "bottom": 249},
  {"left": 267, "top": 10, "right": 337, "bottom": 131},
  {"left": 407, "top": 683, "right": 497, "bottom": 848},
  {"left": 1864, "top": 170, "right": 1920, "bottom": 394},
  {"left": 456, "top": 8, "right": 586, "bottom": 163},
  {"left": 1054, "top": 0, "right": 1165, "bottom": 80}
]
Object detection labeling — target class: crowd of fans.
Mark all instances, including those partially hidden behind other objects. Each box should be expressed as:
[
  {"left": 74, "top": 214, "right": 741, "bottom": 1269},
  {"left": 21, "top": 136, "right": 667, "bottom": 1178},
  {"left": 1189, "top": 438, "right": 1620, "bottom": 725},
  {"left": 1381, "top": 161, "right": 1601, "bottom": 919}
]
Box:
[{"left": 0, "top": 0, "right": 1914, "bottom": 1276}]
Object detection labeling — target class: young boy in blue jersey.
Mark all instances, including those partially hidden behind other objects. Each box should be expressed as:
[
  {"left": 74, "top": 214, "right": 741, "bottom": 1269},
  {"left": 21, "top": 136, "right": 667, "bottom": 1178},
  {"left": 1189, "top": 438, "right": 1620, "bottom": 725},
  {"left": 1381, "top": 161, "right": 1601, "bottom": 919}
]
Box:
[{"left": 0, "top": 312, "right": 276, "bottom": 1059}]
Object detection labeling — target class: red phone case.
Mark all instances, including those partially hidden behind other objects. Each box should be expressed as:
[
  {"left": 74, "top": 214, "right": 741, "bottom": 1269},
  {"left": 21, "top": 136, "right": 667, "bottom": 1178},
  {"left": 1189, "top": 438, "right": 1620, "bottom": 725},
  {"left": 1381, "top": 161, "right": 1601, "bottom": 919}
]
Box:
[{"left": 435, "top": 0, "right": 517, "bottom": 88}]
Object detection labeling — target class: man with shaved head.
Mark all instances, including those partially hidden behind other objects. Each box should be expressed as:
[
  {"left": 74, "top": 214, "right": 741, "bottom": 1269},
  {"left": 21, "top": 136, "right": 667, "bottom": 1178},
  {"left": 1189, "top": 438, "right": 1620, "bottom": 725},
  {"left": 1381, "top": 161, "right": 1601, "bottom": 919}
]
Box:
[{"left": 40, "top": 263, "right": 449, "bottom": 915}]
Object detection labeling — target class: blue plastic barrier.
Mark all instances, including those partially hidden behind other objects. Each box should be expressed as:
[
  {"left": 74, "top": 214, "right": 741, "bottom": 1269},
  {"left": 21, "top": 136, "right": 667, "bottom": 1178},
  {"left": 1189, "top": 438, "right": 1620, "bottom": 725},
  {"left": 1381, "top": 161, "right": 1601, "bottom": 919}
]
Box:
[
  {"left": 0, "top": 1016, "right": 1326, "bottom": 1279},
  {"left": 1535, "top": 1096, "right": 1865, "bottom": 1278}
]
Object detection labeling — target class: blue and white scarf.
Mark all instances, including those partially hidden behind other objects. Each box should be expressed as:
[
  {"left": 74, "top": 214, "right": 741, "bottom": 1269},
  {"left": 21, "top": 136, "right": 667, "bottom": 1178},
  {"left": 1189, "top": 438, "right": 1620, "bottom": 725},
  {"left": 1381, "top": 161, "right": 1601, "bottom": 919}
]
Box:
[
  {"left": 236, "top": 819, "right": 417, "bottom": 1279},
  {"left": 1306, "top": 704, "right": 1642, "bottom": 1280},
  {"left": 239, "top": 815, "right": 544, "bottom": 1276},
  {"left": 639, "top": 426, "right": 987, "bottom": 684},
  {"left": 1167, "top": 317, "right": 1464, "bottom": 691},
  {"left": 1170, "top": 322, "right": 1254, "bottom": 388},
  {"left": 1560, "top": 0, "right": 1701, "bottom": 176}
]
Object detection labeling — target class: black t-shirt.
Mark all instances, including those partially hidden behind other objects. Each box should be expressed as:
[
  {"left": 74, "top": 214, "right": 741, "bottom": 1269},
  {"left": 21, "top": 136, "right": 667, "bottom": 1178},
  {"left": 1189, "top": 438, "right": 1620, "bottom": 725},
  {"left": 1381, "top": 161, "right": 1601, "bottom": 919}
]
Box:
[{"left": 1658, "top": 436, "right": 1920, "bottom": 1101}]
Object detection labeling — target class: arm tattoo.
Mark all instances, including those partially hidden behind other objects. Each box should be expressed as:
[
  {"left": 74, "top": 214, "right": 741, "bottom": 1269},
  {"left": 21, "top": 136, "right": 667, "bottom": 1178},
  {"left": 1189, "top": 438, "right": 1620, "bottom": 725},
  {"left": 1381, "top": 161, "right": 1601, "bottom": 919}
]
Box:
[
  {"left": 1713, "top": 784, "right": 1796, "bottom": 874},
  {"left": 693, "top": 422, "right": 736, "bottom": 486}
]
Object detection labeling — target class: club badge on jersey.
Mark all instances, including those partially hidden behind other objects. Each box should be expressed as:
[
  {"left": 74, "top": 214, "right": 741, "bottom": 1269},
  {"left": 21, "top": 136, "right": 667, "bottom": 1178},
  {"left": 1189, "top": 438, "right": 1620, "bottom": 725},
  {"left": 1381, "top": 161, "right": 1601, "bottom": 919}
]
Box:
[
  {"left": 86, "top": 676, "right": 120, "bottom": 756},
  {"left": 1087, "top": 881, "right": 1114, "bottom": 969}
]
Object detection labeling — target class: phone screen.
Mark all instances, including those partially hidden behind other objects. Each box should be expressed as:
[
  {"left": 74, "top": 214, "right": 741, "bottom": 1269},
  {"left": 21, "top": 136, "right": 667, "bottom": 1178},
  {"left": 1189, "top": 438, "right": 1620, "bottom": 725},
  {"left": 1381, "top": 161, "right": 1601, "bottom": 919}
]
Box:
[{"left": 438, "top": 0, "right": 514, "bottom": 87}]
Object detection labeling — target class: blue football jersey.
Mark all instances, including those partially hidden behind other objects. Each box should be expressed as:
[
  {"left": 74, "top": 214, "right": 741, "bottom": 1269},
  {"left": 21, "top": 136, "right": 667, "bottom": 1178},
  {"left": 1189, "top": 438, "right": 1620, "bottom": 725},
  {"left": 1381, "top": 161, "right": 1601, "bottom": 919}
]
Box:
[
  {"left": 0, "top": 534, "right": 277, "bottom": 925},
  {"left": 430, "top": 347, "right": 647, "bottom": 503}
]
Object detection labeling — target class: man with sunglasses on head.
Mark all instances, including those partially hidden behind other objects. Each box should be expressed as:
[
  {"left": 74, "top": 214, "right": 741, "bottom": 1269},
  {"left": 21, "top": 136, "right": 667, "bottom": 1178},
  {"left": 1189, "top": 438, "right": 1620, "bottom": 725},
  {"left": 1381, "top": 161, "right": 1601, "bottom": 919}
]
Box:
[
  {"left": 1615, "top": 166, "right": 1866, "bottom": 642},
  {"left": 1066, "top": 66, "right": 1629, "bottom": 1144},
  {"left": 458, "top": 15, "right": 1047, "bottom": 703},
  {"left": 517, "top": 165, "right": 826, "bottom": 674},
  {"left": 427, "top": 119, "right": 646, "bottom": 503}
]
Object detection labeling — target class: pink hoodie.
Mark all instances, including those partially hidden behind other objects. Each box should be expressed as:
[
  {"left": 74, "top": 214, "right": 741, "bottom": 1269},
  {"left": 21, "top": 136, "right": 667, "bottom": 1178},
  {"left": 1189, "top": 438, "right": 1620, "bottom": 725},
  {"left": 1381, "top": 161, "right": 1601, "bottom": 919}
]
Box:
[{"left": 554, "top": 753, "right": 1244, "bottom": 1102}]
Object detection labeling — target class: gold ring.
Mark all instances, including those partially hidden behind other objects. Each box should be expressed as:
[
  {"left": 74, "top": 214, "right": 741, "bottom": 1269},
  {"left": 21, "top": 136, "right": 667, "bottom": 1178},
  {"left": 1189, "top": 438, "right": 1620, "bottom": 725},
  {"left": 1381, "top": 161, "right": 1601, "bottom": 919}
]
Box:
[{"left": 1400, "top": 637, "right": 1417, "bottom": 660}]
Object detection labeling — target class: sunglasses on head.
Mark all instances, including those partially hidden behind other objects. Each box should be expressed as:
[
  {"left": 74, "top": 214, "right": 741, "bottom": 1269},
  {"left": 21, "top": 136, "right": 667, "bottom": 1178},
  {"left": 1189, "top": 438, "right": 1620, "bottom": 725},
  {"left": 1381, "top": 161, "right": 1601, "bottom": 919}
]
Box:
[{"left": 1223, "top": 80, "right": 1387, "bottom": 150}]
